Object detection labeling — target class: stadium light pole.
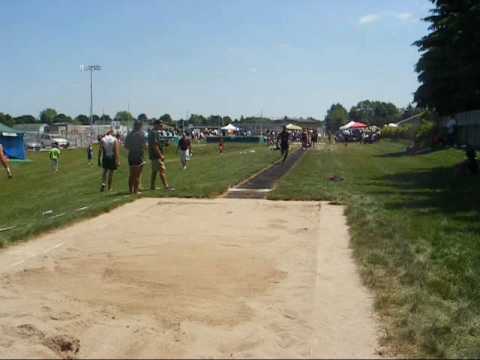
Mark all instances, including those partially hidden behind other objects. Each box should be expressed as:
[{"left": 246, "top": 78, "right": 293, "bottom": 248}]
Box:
[{"left": 81, "top": 64, "right": 102, "bottom": 140}]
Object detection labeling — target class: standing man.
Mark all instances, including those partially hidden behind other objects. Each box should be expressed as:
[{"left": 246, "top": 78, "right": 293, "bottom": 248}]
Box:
[
  {"left": 125, "top": 121, "right": 146, "bottom": 195},
  {"left": 312, "top": 129, "right": 318, "bottom": 148},
  {"left": 98, "top": 130, "right": 120, "bottom": 192},
  {"left": 49, "top": 143, "right": 61, "bottom": 173},
  {"left": 218, "top": 136, "right": 225, "bottom": 154},
  {"left": 277, "top": 126, "right": 290, "bottom": 163},
  {"left": 446, "top": 115, "right": 457, "bottom": 147},
  {"left": 301, "top": 129, "right": 309, "bottom": 150},
  {"left": 87, "top": 143, "right": 94, "bottom": 165},
  {"left": 177, "top": 132, "right": 192, "bottom": 170},
  {"left": 148, "top": 120, "right": 174, "bottom": 191},
  {"left": 0, "top": 143, "right": 13, "bottom": 178}
]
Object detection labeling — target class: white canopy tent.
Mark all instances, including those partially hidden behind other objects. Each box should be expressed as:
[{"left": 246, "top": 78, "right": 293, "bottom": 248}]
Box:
[
  {"left": 221, "top": 123, "right": 239, "bottom": 131},
  {"left": 339, "top": 121, "right": 356, "bottom": 130},
  {"left": 285, "top": 123, "right": 302, "bottom": 131}
]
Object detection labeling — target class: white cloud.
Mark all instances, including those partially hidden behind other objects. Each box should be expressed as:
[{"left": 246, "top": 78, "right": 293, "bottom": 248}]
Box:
[
  {"left": 396, "top": 12, "right": 414, "bottom": 21},
  {"left": 359, "top": 14, "right": 381, "bottom": 25}
]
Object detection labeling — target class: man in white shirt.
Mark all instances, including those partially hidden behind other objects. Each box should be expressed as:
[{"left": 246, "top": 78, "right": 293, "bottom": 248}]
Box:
[{"left": 98, "top": 129, "right": 120, "bottom": 192}]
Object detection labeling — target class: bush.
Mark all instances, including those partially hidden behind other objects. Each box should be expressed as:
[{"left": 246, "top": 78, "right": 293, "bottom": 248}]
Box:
[
  {"left": 381, "top": 125, "right": 415, "bottom": 140},
  {"left": 415, "top": 121, "right": 436, "bottom": 148}
]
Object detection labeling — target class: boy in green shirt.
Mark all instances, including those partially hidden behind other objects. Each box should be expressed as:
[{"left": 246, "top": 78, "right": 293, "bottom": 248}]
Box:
[{"left": 49, "top": 143, "right": 61, "bottom": 172}]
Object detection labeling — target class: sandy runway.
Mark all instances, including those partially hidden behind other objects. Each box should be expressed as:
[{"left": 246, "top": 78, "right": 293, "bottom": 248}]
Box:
[{"left": 0, "top": 198, "right": 380, "bottom": 358}]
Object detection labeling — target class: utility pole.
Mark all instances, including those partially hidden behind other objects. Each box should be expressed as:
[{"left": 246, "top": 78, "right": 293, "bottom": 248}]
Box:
[{"left": 81, "top": 64, "right": 102, "bottom": 141}]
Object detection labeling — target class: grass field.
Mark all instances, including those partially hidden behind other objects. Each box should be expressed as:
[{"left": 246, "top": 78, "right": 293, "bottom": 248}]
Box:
[
  {"left": 0, "top": 143, "right": 279, "bottom": 247},
  {"left": 271, "top": 141, "right": 480, "bottom": 358}
]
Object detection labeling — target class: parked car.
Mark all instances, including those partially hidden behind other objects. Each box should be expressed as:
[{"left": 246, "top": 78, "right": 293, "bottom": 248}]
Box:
[
  {"left": 40, "top": 134, "right": 69, "bottom": 148},
  {"left": 26, "top": 141, "right": 42, "bottom": 151}
]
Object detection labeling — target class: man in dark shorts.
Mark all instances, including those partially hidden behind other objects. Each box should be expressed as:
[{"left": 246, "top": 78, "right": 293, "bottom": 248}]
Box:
[
  {"left": 148, "top": 120, "right": 174, "bottom": 191},
  {"left": 87, "top": 144, "right": 93, "bottom": 165},
  {"left": 177, "top": 132, "right": 192, "bottom": 169},
  {"left": 124, "top": 121, "right": 146, "bottom": 194},
  {"left": 98, "top": 129, "right": 120, "bottom": 192},
  {"left": 311, "top": 129, "right": 318, "bottom": 148},
  {"left": 277, "top": 125, "right": 290, "bottom": 163}
]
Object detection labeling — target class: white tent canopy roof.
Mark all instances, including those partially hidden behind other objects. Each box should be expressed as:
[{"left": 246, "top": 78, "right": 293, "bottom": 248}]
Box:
[
  {"left": 221, "top": 123, "right": 239, "bottom": 131},
  {"left": 339, "top": 121, "right": 356, "bottom": 130},
  {"left": 286, "top": 123, "right": 302, "bottom": 131}
]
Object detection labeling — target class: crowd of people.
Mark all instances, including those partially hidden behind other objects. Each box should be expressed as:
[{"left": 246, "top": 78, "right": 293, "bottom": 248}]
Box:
[
  {"left": 334, "top": 127, "right": 380, "bottom": 144},
  {"left": 267, "top": 128, "right": 319, "bottom": 149}
]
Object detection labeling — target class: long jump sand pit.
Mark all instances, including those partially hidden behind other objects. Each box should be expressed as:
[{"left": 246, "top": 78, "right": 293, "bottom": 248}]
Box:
[{"left": 0, "top": 198, "right": 380, "bottom": 358}]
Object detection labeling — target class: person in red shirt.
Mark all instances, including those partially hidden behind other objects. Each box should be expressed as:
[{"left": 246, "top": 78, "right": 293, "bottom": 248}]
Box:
[{"left": 219, "top": 136, "right": 225, "bottom": 154}]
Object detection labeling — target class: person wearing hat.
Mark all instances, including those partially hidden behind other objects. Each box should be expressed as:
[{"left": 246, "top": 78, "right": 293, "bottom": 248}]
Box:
[
  {"left": 124, "top": 121, "right": 147, "bottom": 194},
  {"left": 148, "top": 120, "right": 174, "bottom": 191}
]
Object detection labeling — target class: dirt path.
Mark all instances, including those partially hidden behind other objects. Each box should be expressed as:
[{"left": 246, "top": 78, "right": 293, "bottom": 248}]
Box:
[{"left": 0, "top": 198, "right": 380, "bottom": 358}]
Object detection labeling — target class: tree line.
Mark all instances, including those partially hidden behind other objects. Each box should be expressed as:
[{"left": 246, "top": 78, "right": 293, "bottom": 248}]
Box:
[
  {"left": 0, "top": 108, "right": 321, "bottom": 129},
  {"left": 324, "top": 101, "right": 424, "bottom": 132},
  {"left": 0, "top": 109, "right": 177, "bottom": 128}
]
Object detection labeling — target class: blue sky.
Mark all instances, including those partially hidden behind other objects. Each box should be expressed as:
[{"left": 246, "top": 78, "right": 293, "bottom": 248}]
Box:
[{"left": 0, "top": 0, "right": 432, "bottom": 120}]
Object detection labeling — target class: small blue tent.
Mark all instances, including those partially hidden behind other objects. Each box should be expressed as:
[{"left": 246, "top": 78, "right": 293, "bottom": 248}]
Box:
[{"left": 0, "top": 123, "right": 26, "bottom": 160}]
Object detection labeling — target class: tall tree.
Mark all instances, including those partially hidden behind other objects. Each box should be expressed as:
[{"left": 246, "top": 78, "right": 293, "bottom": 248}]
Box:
[
  {"left": 75, "top": 114, "right": 90, "bottom": 125},
  {"left": 39, "top": 108, "right": 57, "bottom": 124},
  {"left": 0, "top": 113, "right": 14, "bottom": 127},
  {"left": 100, "top": 114, "right": 112, "bottom": 124},
  {"left": 325, "top": 103, "right": 348, "bottom": 132},
  {"left": 208, "top": 115, "right": 223, "bottom": 127},
  {"left": 137, "top": 113, "right": 148, "bottom": 122},
  {"left": 349, "top": 100, "right": 400, "bottom": 126},
  {"left": 159, "top": 113, "right": 173, "bottom": 125},
  {"left": 115, "top": 111, "right": 134, "bottom": 124},
  {"left": 14, "top": 115, "right": 36, "bottom": 124},
  {"left": 188, "top": 114, "right": 206, "bottom": 126},
  {"left": 414, "top": 0, "right": 480, "bottom": 115},
  {"left": 53, "top": 113, "right": 73, "bottom": 123}
]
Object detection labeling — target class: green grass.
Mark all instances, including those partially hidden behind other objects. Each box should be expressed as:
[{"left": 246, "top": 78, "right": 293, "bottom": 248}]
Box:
[
  {"left": 0, "top": 143, "right": 279, "bottom": 246},
  {"left": 271, "top": 141, "right": 480, "bottom": 358}
]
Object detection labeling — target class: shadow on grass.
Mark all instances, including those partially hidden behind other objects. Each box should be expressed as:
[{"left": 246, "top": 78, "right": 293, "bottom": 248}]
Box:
[
  {"left": 376, "top": 148, "right": 444, "bottom": 158},
  {"left": 375, "top": 165, "right": 480, "bottom": 239},
  {"left": 381, "top": 166, "right": 476, "bottom": 204}
]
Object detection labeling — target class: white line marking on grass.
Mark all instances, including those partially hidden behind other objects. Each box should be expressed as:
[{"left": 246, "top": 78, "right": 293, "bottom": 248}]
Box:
[
  {"left": 0, "top": 226, "right": 16, "bottom": 232},
  {"left": 76, "top": 206, "right": 89, "bottom": 211},
  {"left": 50, "top": 213, "right": 66, "bottom": 219},
  {"left": 228, "top": 188, "right": 272, "bottom": 193}
]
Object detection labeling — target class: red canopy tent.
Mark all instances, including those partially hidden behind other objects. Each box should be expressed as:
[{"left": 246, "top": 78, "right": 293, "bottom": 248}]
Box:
[
  {"left": 340, "top": 121, "right": 368, "bottom": 130},
  {"left": 350, "top": 121, "right": 368, "bottom": 129}
]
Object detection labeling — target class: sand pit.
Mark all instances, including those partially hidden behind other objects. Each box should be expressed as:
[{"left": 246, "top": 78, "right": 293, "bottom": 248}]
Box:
[{"left": 0, "top": 198, "right": 380, "bottom": 358}]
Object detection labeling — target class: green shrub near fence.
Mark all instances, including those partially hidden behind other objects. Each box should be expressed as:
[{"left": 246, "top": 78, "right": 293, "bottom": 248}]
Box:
[{"left": 381, "top": 125, "right": 415, "bottom": 140}]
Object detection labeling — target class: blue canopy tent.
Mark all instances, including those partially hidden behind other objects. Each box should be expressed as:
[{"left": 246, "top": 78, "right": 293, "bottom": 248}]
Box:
[{"left": 0, "top": 123, "right": 26, "bottom": 160}]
